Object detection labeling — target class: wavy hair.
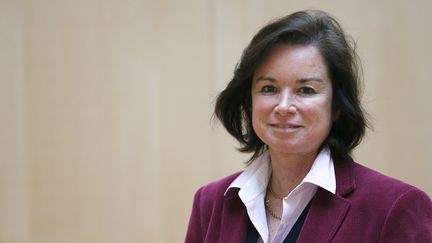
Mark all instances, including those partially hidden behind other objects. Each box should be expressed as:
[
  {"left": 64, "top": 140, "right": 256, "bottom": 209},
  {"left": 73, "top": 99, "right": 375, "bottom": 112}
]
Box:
[{"left": 214, "top": 10, "right": 368, "bottom": 163}]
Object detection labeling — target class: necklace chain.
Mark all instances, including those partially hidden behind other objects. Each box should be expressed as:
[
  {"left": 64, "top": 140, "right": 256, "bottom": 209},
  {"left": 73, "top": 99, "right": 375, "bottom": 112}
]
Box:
[
  {"left": 264, "top": 177, "right": 284, "bottom": 220},
  {"left": 268, "top": 183, "right": 284, "bottom": 200},
  {"left": 264, "top": 195, "right": 282, "bottom": 220}
]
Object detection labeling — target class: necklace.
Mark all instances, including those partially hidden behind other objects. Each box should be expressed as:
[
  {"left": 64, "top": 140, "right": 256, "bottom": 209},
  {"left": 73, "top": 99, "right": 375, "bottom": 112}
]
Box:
[
  {"left": 265, "top": 195, "right": 282, "bottom": 220},
  {"left": 264, "top": 178, "right": 284, "bottom": 220},
  {"left": 268, "top": 183, "right": 284, "bottom": 200}
]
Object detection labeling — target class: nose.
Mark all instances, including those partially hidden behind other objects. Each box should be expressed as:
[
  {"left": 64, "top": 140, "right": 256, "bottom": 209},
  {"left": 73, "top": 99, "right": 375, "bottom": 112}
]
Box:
[{"left": 275, "top": 89, "right": 297, "bottom": 115}]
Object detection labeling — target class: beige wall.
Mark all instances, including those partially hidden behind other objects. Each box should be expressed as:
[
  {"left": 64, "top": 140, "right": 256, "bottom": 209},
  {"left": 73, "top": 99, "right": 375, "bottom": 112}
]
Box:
[{"left": 1, "top": 0, "right": 431, "bottom": 242}]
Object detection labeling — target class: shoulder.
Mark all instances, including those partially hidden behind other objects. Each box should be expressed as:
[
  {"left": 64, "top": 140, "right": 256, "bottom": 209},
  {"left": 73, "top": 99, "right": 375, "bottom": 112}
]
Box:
[
  {"left": 341, "top": 160, "right": 432, "bottom": 241},
  {"left": 349, "top": 161, "right": 431, "bottom": 211},
  {"left": 194, "top": 171, "right": 242, "bottom": 204},
  {"left": 187, "top": 172, "right": 242, "bottom": 232},
  {"left": 348, "top": 161, "right": 424, "bottom": 197},
  {"left": 186, "top": 172, "right": 247, "bottom": 242},
  {"left": 335, "top": 158, "right": 431, "bottom": 217}
]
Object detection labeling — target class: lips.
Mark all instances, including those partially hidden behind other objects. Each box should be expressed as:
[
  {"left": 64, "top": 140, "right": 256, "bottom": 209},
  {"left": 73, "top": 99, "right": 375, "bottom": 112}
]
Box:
[{"left": 269, "top": 123, "right": 303, "bottom": 129}]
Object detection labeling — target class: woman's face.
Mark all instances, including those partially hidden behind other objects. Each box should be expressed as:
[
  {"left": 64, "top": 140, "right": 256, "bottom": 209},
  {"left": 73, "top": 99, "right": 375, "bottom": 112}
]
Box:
[{"left": 251, "top": 44, "right": 333, "bottom": 158}]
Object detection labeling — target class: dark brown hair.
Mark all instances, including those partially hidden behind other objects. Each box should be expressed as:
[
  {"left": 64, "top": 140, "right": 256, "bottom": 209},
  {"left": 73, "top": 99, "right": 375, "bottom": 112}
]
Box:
[{"left": 214, "top": 10, "right": 368, "bottom": 163}]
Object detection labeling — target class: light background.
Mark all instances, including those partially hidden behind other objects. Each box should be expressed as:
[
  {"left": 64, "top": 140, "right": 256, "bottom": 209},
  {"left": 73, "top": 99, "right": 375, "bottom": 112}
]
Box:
[{"left": 1, "top": 0, "right": 431, "bottom": 242}]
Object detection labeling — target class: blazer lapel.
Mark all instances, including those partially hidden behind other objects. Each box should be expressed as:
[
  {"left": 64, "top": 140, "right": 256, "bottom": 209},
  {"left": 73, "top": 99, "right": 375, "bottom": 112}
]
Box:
[
  {"left": 297, "top": 159, "right": 356, "bottom": 243},
  {"left": 297, "top": 189, "right": 350, "bottom": 242},
  {"left": 219, "top": 190, "right": 249, "bottom": 243}
]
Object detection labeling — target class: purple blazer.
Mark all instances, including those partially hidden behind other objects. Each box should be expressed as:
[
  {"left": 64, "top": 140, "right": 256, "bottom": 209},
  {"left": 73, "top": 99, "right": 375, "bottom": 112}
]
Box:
[{"left": 185, "top": 158, "right": 432, "bottom": 242}]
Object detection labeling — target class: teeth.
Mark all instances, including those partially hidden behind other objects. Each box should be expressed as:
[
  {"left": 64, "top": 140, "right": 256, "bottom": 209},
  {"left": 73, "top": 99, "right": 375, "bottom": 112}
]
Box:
[{"left": 275, "top": 125, "right": 298, "bottom": 128}]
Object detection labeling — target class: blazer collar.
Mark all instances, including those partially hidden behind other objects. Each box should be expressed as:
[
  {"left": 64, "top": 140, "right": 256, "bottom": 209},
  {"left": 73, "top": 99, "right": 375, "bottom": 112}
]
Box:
[
  {"left": 220, "top": 188, "right": 249, "bottom": 242},
  {"left": 334, "top": 157, "right": 356, "bottom": 196},
  {"left": 297, "top": 158, "right": 356, "bottom": 243}
]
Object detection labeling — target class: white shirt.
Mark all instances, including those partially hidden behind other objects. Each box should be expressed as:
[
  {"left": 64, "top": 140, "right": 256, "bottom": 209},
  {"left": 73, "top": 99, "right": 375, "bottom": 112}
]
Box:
[{"left": 225, "top": 148, "right": 336, "bottom": 243}]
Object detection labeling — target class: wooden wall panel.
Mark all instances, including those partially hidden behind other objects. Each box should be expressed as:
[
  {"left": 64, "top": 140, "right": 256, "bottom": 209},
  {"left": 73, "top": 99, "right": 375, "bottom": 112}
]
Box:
[{"left": 0, "top": 0, "right": 431, "bottom": 242}]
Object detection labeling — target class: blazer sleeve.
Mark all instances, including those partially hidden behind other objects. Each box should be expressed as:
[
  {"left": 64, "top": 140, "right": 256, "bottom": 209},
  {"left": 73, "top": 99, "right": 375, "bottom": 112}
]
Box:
[
  {"left": 379, "top": 188, "right": 432, "bottom": 242},
  {"left": 185, "top": 187, "right": 207, "bottom": 243}
]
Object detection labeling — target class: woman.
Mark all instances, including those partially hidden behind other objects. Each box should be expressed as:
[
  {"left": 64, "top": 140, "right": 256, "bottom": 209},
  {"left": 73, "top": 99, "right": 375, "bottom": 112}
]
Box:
[{"left": 185, "top": 10, "right": 432, "bottom": 243}]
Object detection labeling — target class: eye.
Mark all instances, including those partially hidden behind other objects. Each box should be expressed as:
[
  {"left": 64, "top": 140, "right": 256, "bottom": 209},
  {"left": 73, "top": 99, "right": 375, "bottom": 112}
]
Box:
[
  {"left": 298, "top": 86, "right": 316, "bottom": 95},
  {"left": 260, "top": 85, "right": 278, "bottom": 94}
]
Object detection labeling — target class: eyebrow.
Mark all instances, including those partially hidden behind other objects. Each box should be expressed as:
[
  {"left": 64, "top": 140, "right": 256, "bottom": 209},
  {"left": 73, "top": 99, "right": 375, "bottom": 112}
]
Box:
[
  {"left": 297, "top": 77, "right": 324, "bottom": 83},
  {"left": 255, "top": 76, "right": 277, "bottom": 83},
  {"left": 255, "top": 76, "right": 324, "bottom": 83}
]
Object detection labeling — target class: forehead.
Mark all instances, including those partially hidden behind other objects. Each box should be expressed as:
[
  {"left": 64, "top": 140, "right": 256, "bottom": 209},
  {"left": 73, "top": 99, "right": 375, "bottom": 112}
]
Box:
[{"left": 253, "top": 44, "right": 330, "bottom": 82}]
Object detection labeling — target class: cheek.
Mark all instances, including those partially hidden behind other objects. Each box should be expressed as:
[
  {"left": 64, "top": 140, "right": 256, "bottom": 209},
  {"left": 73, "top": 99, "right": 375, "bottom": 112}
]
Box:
[
  {"left": 251, "top": 98, "right": 273, "bottom": 130},
  {"left": 252, "top": 97, "right": 276, "bottom": 114},
  {"left": 303, "top": 99, "right": 333, "bottom": 124},
  {"left": 318, "top": 100, "right": 334, "bottom": 131}
]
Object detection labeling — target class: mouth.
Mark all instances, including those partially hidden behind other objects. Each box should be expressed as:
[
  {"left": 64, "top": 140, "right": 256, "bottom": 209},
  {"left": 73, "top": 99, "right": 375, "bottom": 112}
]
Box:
[{"left": 269, "top": 124, "right": 302, "bottom": 129}]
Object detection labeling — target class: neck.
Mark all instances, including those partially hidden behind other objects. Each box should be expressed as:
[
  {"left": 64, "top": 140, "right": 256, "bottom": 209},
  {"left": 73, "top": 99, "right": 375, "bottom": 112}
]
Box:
[{"left": 268, "top": 148, "right": 317, "bottom": 197}]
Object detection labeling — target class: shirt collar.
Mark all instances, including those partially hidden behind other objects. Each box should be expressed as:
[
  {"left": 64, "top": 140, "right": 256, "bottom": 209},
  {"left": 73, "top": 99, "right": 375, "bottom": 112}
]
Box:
[
  {"left": 225, "top": 148, "right": 336, "bottom": 199},
  {"left": 224, "top": 151, "right": 270, "bottom": 202},
  {"left": 302, "top": 148, "right": 336, "bottom": 194}
]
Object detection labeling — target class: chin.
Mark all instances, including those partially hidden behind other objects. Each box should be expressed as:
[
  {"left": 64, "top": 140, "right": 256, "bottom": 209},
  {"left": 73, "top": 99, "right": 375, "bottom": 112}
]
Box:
[{"left": 267, "top": 141, "right": 321, "bottom": 156}]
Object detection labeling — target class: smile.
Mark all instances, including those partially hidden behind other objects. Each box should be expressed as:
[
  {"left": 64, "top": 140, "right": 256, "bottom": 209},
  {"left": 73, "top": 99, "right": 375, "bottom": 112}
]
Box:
[{"left": 270, "top": 124, "right": 302, "bottom": 129}]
